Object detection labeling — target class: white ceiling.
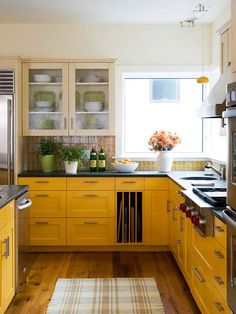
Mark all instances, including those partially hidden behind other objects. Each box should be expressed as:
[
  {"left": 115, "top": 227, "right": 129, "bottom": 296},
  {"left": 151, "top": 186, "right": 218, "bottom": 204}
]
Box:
[{"left": 0, "top": 0, "right": 230, "bottom": 23}]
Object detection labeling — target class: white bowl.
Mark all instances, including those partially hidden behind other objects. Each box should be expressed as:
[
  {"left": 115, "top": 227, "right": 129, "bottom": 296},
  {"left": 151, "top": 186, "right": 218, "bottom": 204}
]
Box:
[
  {"left": 84, "top": 101, "right": 103, "bottom": 112},
  {"left": 83, "top": 75, "right": 101, "bottom": 83},
  {"left": 34, "top": 74, "right": 52, "bottom": 83},
  {"left": 35, "top": 100, "right": 53, "bottom": 108},
  {"left": 111, "top": 162, "right": 139, "bottom": 173}
]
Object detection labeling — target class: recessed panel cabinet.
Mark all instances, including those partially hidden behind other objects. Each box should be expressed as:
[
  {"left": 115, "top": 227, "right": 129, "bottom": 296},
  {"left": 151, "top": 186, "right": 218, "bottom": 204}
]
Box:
[{"left": 22, "top": 60, "right": 116, "bottom": 136}]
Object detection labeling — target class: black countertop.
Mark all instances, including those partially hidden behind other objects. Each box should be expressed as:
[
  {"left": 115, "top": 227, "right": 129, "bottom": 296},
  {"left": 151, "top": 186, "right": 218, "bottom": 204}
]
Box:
[{"left": 0, "top": 185, "right": 29, "bottom": 209}]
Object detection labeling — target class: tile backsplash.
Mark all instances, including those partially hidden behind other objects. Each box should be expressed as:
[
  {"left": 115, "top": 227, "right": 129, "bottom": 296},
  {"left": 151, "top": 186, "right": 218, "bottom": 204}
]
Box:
[{"left": 23, "top": 136, "right": 208, "bottom": 172}]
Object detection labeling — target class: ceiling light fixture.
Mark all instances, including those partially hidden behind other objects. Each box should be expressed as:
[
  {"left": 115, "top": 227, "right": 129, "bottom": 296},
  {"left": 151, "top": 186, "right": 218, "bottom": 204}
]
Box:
[{"left": 195, "top": 4, "right": 209, "bottom": 84}]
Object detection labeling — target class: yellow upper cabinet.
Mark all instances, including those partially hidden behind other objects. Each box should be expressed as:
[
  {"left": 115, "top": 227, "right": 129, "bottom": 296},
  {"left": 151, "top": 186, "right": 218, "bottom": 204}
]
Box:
[{"left": 22, "top": 59, "right": 116, "bottom": 136}]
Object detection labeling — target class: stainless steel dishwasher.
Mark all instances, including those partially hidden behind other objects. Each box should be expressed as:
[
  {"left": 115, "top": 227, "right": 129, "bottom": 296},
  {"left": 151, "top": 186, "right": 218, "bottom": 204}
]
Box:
[{"left": 15, "top": 191, "right": 32, "bottom": 290}]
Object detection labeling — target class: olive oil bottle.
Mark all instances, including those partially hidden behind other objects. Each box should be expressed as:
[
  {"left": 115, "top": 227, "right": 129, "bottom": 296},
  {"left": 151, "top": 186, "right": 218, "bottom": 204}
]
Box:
[
  {"left": 98, "top": 147, "right": 106, "bottom": 171},
  {"left": 90, "top": 147, "right": 97, "bottom": 172}
]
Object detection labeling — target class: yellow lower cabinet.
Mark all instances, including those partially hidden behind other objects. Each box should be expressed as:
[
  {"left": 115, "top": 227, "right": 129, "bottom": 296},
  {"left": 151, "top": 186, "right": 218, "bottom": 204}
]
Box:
[
  {"left": 29, "top": 191, "right": 66, "bottom": 217},
  {"left": 144, "top": 191, "right": 168, "bottom": 245},
  {"left": 214, "top": 241, "right": 227, "bottom": 300},
  {"left": 29, "top": 218, "right": 66, "bottom": 246},
  {"left": 185, "top": 218, "right": 193, "bottom": 285},
  {"left": 67, "top": 191, "right": 114, "bottom": 217},
  {"left": 191, "top": 254, "right": 214, "bottom": 314},
  {"left": 1, "top": 218, "right": 15, "bottom": 313},
  {"left": 212, "top": 288, "right": 232, "bottom": 314},
  {"left": 67, "top": 218, "right": 115, "bottom": 246},
  {"left": 18, "top": 177, "right": 66, "bottom": 191}
]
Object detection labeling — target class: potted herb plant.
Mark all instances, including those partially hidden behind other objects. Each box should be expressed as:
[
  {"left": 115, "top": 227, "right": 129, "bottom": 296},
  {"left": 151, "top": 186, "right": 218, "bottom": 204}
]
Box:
[
  {"left": 61, "top": 145, "right": 87, "bottom": 174},
  {"left": 37, "top": 137, "right": 58, "bottom": 173}
]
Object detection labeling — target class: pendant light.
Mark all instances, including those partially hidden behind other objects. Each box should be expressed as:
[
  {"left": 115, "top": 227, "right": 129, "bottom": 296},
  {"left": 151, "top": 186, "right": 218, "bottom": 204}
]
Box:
[{"left": 196, "top": 4, "right": 209, "bottom": 84}]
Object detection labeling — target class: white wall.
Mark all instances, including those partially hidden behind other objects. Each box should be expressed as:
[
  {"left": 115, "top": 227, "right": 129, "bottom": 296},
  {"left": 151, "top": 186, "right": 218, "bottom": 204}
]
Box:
[{"left": 0, "top": 22, "right": 211, "bottom": 65}]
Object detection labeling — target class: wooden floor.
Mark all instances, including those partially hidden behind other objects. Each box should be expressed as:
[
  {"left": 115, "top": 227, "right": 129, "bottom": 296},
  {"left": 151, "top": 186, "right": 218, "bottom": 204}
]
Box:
[{"left": 7, "top": 252, "right": 200, "bottom": 314}]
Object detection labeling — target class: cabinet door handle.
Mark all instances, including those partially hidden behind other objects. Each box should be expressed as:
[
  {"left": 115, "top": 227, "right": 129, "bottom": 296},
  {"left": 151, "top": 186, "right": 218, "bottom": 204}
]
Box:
[
  {"left": 64, "top": 117, "right": 67, "bottom": 129},
  {"left": 84, "top": 221, "right": 98, "bottom": 224},
  {"left": 84, "top": 181, "right": 98, "bottom": 184},
  {"left": 35, "top": 181, "right": 49, "bottom": 184},
  {"left": 214, "top": 250, "right": 224, "bottom": 259},
  {"left": 214, "top": 302, "right": 224, "bottom": 312},
  {"left": 192, "top": 267, "right": 205, "bottom": 283},
  {"left": 214, "top": 276, "right": 224, "bottom": 285},
  {"left": 83, "top": 194, "right": 98, "bottom": 197},
  {"left": 172, "top": 207, "right": 177, "bottom": 221},
  {"left": 122, "top": 181, "right": 137, "bottom": 184},
  {"left": 180, "top": 216, "right": 184, "bottom": 232},
  {"left": 215, "top": 225, "right": 224, "bottom": 233},
  {"left": 35, "top": 221, "right": 48, "bottom": 224},
  {"left": 35, "top": 194, "right": 49, "bottom": 197},
  {"left": 2, "top": 236, "right": 10, "bottom": 258}
]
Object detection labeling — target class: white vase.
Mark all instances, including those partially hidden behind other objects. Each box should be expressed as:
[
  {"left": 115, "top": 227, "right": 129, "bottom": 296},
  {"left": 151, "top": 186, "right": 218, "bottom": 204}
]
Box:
[
  {"left": 64, "top": 161, "right": 78, "bottom": 174},
  {"left": 157, "top": 151, "right": 173, "bottom": 172}
]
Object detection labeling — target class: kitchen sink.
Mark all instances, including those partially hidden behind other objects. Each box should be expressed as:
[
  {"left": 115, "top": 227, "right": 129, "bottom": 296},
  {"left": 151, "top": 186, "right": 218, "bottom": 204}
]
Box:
[{"left": 180, "top": 176, "right": 218, "bottom": 181}]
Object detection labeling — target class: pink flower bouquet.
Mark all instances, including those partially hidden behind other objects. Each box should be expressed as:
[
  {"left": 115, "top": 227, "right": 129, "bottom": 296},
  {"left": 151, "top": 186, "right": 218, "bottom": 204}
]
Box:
[{"left": 148, "top": 130, "right": 181, "bottom": 152}]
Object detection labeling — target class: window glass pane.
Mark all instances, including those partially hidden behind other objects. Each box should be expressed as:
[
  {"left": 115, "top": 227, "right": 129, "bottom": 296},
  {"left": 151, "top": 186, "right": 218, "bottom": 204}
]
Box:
[
  {"left": 151, "top": 79, "right": 179, "bottom": 102},
  {"left": 124, "top": 78, "right": 203, "bottom": 154}
]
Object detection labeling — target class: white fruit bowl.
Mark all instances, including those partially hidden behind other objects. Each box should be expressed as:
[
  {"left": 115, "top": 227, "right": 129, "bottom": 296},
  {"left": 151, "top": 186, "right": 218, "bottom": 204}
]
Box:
[
  {"left": 84, "top": 101, "right": 103, "bottom": 112},
  {"left": 111, "top": 162, "right": 139, "bottom": 173},
  {"left": 34, "top": 74, "right": 52, "bottom": 83}
]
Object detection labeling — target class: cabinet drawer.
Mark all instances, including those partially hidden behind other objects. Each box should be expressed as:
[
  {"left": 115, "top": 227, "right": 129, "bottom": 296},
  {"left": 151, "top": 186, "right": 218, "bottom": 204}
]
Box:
[
  {"left": 67, "top": 217, "right": 115, "bottom": 245},
  {"left": 214, "top": 217, "right": 227, "bottom": 249},
  {"left": 30, "top": 191, "right": 66, "bottom": 217},
  {"left": 29, "top": 218, "right": 66, "bottom": 246},
  {"left": 116, "top": 178, "right": 144, "bottom": 191},
  {"left": 18, "top": 177, "right": 66, "bottom": 191},
  {"left": 67, "top": 191, "right": 115, "bottom": 217},
  {"left": 212, "top": 288, "right": 232, "bottom": 314},
  {"left": 214, "top": 241, "right": 227, "bottom": 300},
  {"left": 0, "top": 200, "right": 14, "bottom": 229},
  {"left": 192, "top": 228, "right": 214, "bottom": 279},
  {"left": 144, "top": 178, "right": 169, "bottom": 190},
  {"left": 67, "top": 178, "right": 115, "bottom": 190}
]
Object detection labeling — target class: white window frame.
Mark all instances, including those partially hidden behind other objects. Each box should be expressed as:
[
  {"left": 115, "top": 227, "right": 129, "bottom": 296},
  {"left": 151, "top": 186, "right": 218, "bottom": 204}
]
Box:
[{"left": 115, "top": 65, "right": 209, "bottom": 161}]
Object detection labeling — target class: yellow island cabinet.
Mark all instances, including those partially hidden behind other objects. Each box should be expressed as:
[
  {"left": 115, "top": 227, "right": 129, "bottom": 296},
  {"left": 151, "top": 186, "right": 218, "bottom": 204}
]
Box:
[{"left": 18, "top": 175, "right": 231, "bottom": 314}]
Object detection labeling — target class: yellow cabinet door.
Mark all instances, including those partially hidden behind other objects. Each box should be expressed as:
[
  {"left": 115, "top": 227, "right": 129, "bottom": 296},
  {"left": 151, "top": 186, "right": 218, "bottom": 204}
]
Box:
[
  {"left": 185, "top": 218, "right": 193, "bottom": 286},
  {"left": 18, "top": 177, "right": 67, "bottom": 191},
  {"left": 1, "top": 219, "right": 15, "bottom": 313},
  {"left": 0, "top": 200, "right": 14, "bottom": 230},
  {"left": 177, "top": 211, "right": 186, "bottom": 271},
  {"left": 67, "top": 177, "right": 115, "bottom": 191},
  {"left": 212, "top": 288, "right": 232, "bottom": 314},
  {"left": 144, "top": 178, "right": 169, "bottom": 190},
  {"left": 29, "top": 218, "right": 66, "bottom": 246},
  {"left": 67, "top": 218, "right": 115, "bottom": 246},
  {"left": 116, "top": 177, "right": 144, "bottom": 191},
  {"left": 29, "top": 191, "right": 66, "bottom": 217},
  {"left": 214, "top": 241, "right": 227, "bottom": 300},
  {"left": 67, "top": 191, "right": 115, "bottom": 217},
  {"left": 144, "top": 191, "right": 168, "bottom": 245}
]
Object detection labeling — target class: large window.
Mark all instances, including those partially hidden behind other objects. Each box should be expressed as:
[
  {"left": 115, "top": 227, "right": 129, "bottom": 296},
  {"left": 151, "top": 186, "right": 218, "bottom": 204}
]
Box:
[{"left": 118, "top": 74, "right": 203, "bottom": 158}]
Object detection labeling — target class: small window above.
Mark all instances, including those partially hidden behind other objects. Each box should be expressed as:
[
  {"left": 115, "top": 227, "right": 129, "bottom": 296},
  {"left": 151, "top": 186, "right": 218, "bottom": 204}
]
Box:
[{"left": 150, "top": 79, "right": 180, "bottom": 102}]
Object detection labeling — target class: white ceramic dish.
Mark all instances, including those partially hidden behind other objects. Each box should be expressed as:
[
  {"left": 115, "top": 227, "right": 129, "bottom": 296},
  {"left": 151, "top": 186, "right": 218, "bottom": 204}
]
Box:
[
  {"left": 111, "top": 163, "right": 139, "bottom": 173},
  {"left": 34, "top": 74, "right": 52, "bottom": 83},
  {"left": 84, "top": 101, "right": 103, "bottom": 112},
  {"left": 83, "top": 75, "right": 101, "bottom": 83},
  {"left": 35, "top": 100, "right": 53, "bottom": 108}
]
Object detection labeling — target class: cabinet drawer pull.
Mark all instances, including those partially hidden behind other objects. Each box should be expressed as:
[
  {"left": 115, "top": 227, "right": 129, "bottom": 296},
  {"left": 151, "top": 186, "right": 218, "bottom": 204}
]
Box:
[
  {"left": 215, "top": 225, "right": 225, "bottom": 233},
  {"left": 84, "top": 181, "right": 98, "bottom": 184},
  {"left": 84, "top": 221, "right": 98, "bottom": 224},
  {"left": 83, "top": 194, "right": 98, "bottom": 197},
  {"left": 192, "top": 267, "right": 205, "bottom": 283},
  {"left": 180, "top": 216, "right": 184, "bottom": 232},
  {"left": 214, "top": 276, "right": 224, "bottom": 285},
  {"left": 35, "top": 221, "right": 48, "bottom": 224},
  {"left": 35, "top": 194, "right": 49, "bottom": 197},
  {"left": 35, "top": 181, "right": 49, "bottom": 184},
  {"left": 214, "top": 250, "right": 224, "bottom": 259},
  {"left": 214, "top": 302, "right": 224, "bottom": 312},
  {"left": 122, "top": 181, "right": 137, "bottom": 184},
  {"left": 2, "top": 236, "right": 10, "bottom": 258}
]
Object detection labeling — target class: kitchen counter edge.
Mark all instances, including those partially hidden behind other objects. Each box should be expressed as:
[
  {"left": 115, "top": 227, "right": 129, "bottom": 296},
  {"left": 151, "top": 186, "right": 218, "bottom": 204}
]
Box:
[{"left": 0, "top": 185, "right": 28, "bottom": 209}]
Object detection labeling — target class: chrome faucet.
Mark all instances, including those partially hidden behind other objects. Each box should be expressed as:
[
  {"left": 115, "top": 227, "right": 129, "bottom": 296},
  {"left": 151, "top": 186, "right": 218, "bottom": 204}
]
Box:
[{"left": 204, "top": 162, "right": 226, "bottom": 180}]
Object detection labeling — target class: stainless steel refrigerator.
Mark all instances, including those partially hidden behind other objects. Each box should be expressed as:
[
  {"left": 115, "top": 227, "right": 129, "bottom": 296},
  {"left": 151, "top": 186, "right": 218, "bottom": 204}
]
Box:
[{"left": 0, "top": 69, "right": 15, "bottom": 185}]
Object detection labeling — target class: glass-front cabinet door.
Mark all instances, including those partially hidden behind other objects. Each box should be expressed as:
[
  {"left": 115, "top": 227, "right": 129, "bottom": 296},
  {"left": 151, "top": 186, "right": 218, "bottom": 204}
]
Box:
[
  {"left": 23, "top": 62, "right": 69, "bottom": 136},
  {"left": 69, "top": 62, "right": 115, "bottom": 135}
]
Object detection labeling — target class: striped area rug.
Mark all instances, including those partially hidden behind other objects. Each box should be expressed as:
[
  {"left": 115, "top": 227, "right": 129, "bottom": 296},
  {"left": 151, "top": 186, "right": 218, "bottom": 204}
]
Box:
[{"left": 46, "top": 278, "right": 165, "bottom": 313}]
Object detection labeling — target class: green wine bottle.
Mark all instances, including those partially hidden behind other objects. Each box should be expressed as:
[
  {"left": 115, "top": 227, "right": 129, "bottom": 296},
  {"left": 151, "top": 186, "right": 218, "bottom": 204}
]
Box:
[
  {"left": 90, "top": 147, "right": 97, "bottom": 172},
  {"left": 98, "top": 147, "right": 106, "bottom": 171}
]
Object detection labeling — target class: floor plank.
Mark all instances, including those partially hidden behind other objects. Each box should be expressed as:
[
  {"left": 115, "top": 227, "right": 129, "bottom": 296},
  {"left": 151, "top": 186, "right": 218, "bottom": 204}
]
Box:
[{"left": 6, "top": 252, "right": 200, "bottom": 314}]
